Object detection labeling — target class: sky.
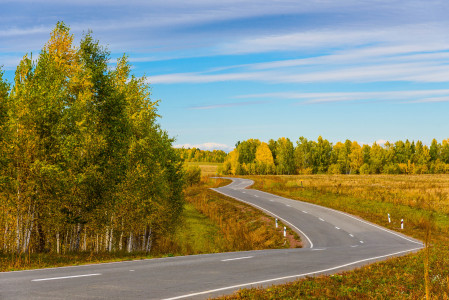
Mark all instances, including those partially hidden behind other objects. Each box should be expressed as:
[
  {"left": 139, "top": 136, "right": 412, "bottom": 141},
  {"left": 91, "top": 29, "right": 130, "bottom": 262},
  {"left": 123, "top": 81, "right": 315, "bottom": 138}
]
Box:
[{"left": 1, "top": 0, "right": 449, "bottom": 152}]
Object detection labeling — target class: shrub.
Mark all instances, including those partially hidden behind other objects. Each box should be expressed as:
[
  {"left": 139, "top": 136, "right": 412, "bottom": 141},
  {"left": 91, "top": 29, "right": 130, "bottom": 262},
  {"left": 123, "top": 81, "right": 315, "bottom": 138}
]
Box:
[{"left": 184, "top": 166, "right": 201, "bottom": 186}]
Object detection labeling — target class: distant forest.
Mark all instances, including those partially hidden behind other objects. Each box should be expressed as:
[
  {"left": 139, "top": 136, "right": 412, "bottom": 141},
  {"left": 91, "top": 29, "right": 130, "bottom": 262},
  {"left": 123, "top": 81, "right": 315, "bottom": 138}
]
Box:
[
  {"left": 176, "top": 148, "right": 227, "bottom": 163},
  {"left": 195, "top": 137, "right": 449, "bottom": 175}
]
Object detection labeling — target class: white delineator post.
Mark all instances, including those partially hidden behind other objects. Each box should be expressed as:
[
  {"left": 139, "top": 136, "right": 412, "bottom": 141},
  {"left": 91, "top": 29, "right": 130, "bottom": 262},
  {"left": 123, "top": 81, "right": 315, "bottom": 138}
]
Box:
[
  {"left": 388, "top": 213, "right": 391, "bottom": 223},
  {"left": 275, "top": 218, "right": 278, "bottom": 228},
  {"left": 401, "top": 219, "right": 404, "bottom": 230},
  {"left": 283, "top": 226, "right": 287, "bottom": 237}
]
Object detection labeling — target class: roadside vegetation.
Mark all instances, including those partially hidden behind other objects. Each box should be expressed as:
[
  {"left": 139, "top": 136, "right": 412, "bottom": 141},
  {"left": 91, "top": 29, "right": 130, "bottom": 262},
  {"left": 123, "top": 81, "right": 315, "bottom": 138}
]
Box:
[
  {"left": 0, "top": 23, "right": 184, "bottom": 261},
  {"left": 184, "top": 178, "right": 301, "bottom": 253},
  {"left": 186, "top": 162, "right": 222, "bottom": 177},
  {"left": 217, "top": 175, "right": 449, "bottom": 299},
  {"left": 1, "top": 178, "right": 300, "bottom": 271}
]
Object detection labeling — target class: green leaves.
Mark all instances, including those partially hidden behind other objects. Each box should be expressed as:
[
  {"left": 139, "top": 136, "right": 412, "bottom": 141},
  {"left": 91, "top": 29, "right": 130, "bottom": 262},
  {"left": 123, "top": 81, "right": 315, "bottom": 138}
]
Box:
[{"left": 0, "top": 23, "right": 184, "bottom": 254}]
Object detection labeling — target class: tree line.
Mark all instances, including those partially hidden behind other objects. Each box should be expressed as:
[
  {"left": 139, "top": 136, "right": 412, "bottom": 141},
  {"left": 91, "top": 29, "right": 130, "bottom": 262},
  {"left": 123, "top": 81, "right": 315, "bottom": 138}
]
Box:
[
  {"left": 176, "top": 147, "right": 227, "bottom": 163},
  {"left": 221, "top": 137, "right": 449, "bottom": 175},
  {"left": 0, "top": 23, "right": 184, "bottom": 255}
]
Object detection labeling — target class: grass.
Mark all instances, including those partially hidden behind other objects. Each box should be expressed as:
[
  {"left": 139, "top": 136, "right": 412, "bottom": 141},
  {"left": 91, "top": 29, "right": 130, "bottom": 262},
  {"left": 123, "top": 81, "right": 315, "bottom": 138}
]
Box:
[
  {"left": 186, "top": 162, "right": 223, "bottom": 177},
  {"left": 172, "top": 203, "right": 223, "bottom": 254},
  {"left": 184, "top": 178, "right": 301, "bottom": 252},
  {"left": 216, "top": 175, "right": 449, "bottom": 299}
]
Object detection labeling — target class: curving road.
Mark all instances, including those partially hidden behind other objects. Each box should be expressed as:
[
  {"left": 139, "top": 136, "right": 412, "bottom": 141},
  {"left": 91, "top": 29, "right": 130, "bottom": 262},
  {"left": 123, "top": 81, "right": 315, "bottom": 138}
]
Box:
[{"left": 1, "top": 178, "right": 423, "bottom": 299}]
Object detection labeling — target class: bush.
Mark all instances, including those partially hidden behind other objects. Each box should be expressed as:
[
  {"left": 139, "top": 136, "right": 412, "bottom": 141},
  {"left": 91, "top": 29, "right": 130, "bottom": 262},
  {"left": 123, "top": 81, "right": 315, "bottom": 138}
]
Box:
[{"left": 184, "top": 166, "right": 201, "bottom": 186}]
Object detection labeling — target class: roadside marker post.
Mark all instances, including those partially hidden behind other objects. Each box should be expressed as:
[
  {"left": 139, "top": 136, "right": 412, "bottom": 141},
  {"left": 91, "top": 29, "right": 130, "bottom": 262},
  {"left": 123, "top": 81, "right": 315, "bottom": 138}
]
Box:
[
  {"left": 275, "top": 218, "right": 278, "bottom": 228},
  {"left": 401, "top": 219, "right": 404, "bottom": 230},
  {"left": 388, "top": 213, "right": 391, "bottom": 223},
  {"left": 283, "top": 226, "right": 287, "bottom": 237}
]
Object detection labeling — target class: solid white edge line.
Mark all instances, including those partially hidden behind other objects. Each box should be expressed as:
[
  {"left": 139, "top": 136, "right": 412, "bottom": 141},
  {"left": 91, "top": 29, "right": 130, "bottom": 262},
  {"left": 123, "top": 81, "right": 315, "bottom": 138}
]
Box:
[
  {"left": 211, "top": 188, "right": 314, "bottom": 249},
  {"left": 32, "top": 273, "right": 101, "bottom": 282},
  {"left": 162, "top": 247, "right": 422, "bottom": 300},
  {"left": 221, "top": 256, "right": 253, "bottom": 262},
  {"left": 232, "top": 178, "right": 423, "bottom": 246}
]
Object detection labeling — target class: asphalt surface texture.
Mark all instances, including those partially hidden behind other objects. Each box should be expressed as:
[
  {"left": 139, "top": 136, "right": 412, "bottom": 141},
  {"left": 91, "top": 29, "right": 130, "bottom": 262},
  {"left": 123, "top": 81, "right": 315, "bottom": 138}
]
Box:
[{"left": 1, "top": 177, "right": 423, "bottom": 299}]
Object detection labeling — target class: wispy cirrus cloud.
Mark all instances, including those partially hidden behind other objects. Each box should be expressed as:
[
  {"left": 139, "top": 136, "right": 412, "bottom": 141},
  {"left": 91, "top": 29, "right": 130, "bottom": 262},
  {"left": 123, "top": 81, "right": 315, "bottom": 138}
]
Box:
[
  {"left": 148, "top": 21, "right": 449, "bottom": 85},
  {"left": 150, "top": 61, "right": 449, "bottom": 85},
  {"left": 237, "top": 89, "right": 449, "bottom": 104}
]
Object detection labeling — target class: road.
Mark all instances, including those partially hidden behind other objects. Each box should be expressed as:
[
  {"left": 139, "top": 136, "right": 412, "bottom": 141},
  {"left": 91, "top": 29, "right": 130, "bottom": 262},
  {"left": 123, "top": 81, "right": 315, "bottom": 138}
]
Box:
[{"left": 1, "top": 178, "right": 423, "bottom": 299}]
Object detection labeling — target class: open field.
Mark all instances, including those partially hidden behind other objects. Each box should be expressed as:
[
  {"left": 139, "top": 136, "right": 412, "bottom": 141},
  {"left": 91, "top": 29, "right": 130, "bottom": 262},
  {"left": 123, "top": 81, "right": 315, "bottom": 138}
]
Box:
[
  {"left": 218, "top": 175, "right": 449, "bottom": 299},
  {"left": 186, "top": 161, "right": 223, "bottom": 177}
]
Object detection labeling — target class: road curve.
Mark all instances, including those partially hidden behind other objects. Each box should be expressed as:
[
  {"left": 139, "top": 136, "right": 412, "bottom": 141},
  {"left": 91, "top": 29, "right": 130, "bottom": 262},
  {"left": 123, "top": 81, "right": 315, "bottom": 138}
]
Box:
[{"left": 1, "top": 178, "right": 423, "bottom": 299}]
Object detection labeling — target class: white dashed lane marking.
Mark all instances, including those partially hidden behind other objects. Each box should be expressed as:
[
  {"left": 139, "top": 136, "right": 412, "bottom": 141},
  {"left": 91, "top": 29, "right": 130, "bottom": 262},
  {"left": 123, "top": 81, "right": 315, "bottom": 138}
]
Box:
[
  {"left": 221, "top": 256, "right": 253, "bottom": 262},
  {"left": 32, "top": 273, "right": 101, "bottom": 282}
]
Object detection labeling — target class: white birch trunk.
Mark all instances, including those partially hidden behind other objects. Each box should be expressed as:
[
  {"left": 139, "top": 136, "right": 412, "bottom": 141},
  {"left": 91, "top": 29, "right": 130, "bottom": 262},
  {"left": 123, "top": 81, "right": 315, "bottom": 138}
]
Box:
[
  {"left": 104, "top": 227, "right": 109, "bottom": 252},
  {"left": 146, "top": 227, "right": 152, "bottom": 253},
  {"left": 83, "top": 231, "right": 87, "bottom": 251},
  {"left": 142, "top": 228, "right": 146, "bottom": 252},
  {"left": 56, "top": 232, "right": 60, "bottom": 254},
  {"left": 127, "top": 232, "right": 133, "bottom": 253},
  {"left": 22, "top": 206, "right": 35, "bottom": 253},
  {"left": 96, "top": 234, "right": 99, "bottom": 253},
  {"left": 119, "top": 231, "right": 123, "bottom": 251},
  {"left": 3, "top": 222, "right": 9, "bottom": 252},
  {"left": 108, "top": 227, "right": 113, "bottom": 252},
  {"left": 16, "top": 207, "right": 21, "bottom": 253}
]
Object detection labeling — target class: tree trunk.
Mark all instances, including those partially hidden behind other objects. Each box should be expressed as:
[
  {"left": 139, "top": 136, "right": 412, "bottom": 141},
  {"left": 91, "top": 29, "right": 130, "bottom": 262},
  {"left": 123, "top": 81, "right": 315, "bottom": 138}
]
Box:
[
  {"left": 3, "top": 222, "right": 9, "bottom": 252},
  {"left": 16, "top": 206, "right": 21, "bottom": 253},
  {"left": 119, "top": 231, "right": 123, "bottom": 251},
  {"left": 145, "top": 227, "right": 152, "bottom": 253},
  {"left": 83, "top": 230, "right": 87, "bottom": 251},
  {"left": 104, "top": 227, "right": 109, "bottom": 252},
  {"left": 56, "top": 232, "right": 60, "bottom": 254},
  {"left": 127, "top": 232, "right": 133, "bottom": 253},
  {"left": 22, "top": 205, "right": 35, "bottom": 253},
  {"left": 108, "top": 227, "right": 113, "bottom": 252},
  {"left": 74, "top": 223, "right": 83, "bottom": 251},
  {"left": 36, "top": 217, "right": 46, "bottom": 253}
]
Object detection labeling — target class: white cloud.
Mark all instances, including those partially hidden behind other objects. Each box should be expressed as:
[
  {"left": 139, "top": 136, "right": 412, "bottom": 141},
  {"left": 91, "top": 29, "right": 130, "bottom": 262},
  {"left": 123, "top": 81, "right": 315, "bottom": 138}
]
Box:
[
  {"left": 373, "top": 139, "right": 388, "bottom": 147},
  {"left": 149, "top": 61, "right": 449, "bottom": 85},
  {"left": 0, "top": 55, "right": 23, "bottom": 70},
  {"left": 237, "top": 89, "right": 449, "bottom": 104},
  {"left": 147, "top": 22, "right": 449, "bottom": 85},
  {"left": 174, "top": 142, "right": 233, "bottom": 152}
]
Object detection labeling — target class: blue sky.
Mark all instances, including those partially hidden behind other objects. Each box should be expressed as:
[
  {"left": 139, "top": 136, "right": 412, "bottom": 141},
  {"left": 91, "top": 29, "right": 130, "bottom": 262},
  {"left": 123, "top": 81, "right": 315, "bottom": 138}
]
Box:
[{"left": 1, "top": 0, "right": 449, "bottom": 151}]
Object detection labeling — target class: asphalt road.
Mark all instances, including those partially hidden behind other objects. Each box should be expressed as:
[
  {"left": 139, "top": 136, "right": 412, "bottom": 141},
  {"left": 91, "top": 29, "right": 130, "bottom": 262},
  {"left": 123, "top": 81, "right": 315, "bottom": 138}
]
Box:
[{"left": 1, "top": 178, "right": 423, "bottom": 299}]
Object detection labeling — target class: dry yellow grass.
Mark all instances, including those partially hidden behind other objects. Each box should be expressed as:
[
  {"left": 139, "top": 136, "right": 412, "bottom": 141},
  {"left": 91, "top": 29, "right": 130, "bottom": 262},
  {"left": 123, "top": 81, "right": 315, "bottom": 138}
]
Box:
[
  {"left": 280, "top": 174, "right": 449, "bottom": 214},
  {"left": 187, "top": 162, "right": 222, "bottom": 177}
]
